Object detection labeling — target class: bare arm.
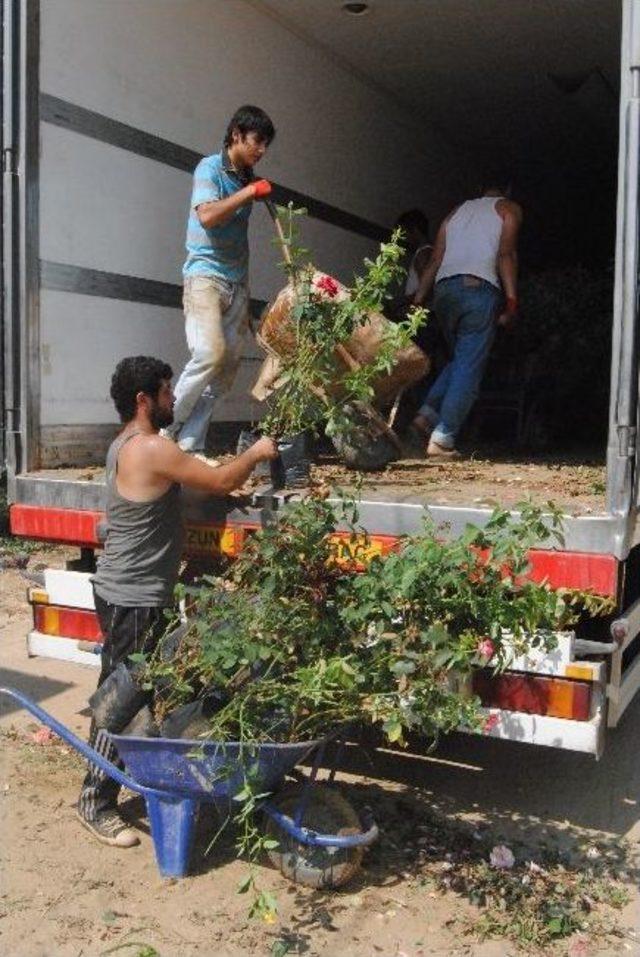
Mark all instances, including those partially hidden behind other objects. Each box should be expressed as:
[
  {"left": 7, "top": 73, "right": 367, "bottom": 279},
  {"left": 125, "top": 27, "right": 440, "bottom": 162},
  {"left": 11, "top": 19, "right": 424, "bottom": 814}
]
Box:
[
  {"left": 196, "top": 185, "right": 256, "bottom": 229},
  {"left": 411, "top": 245, "right": 433, "bottom": 285},
  {"left": 151, "top": 437, "right": 278, "bottom": 494},
  {"left": 413, "top": 220, "right": 447, "bottom": 305},
  {"left": 496, "top": 203, "right": 522, "bottom": 299},
  {"left": 496, "top": 201, "right": 523, "bottom": 326}
]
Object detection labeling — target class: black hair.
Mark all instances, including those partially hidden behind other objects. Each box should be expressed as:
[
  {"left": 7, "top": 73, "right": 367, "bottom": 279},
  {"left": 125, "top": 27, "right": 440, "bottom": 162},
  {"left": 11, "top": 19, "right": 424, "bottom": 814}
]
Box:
[
  {"left": 480, "top": 166, "right": 512, "bottom": 195},
  {"left": 110, "top": 356, "right": 173, "bottom": 423},
  {"left": 395, "top": 209, "right": 430, "bottom": 237},
  {"left": 223, "top": 105, "right": 276, "bottom": 148}
]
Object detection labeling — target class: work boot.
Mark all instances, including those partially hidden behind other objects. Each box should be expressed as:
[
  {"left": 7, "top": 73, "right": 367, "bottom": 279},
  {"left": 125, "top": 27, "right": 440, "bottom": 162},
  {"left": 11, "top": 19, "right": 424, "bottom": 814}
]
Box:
[
  {"left": 76, "top": 808, "right": 140, "bottom": 848},
  {"left": 426, "top": 439, "right": 461, "bottom": 460}
]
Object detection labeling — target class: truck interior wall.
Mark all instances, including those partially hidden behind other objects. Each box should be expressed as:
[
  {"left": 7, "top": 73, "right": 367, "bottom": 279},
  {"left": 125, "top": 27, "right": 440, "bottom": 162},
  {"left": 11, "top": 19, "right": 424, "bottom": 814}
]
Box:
[{"left": 35, "top": 0, "right": 474, "bottom": 466}]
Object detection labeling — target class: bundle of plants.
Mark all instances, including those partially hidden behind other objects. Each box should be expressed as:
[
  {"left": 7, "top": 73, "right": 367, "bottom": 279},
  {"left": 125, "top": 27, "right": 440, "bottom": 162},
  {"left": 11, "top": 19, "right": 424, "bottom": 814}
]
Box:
[
  {"left": 251, "top": 205, "right": 429, "bottom": 471},
  {"left": 133, "top": 495, "right": 613, "bottom": 749}
]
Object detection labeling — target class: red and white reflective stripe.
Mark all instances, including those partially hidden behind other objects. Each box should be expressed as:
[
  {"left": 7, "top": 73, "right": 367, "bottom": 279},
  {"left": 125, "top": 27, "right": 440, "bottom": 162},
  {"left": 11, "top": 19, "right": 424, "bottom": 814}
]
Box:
[{"left": 10, "top": 505, "right": 620, "bottom": 597}]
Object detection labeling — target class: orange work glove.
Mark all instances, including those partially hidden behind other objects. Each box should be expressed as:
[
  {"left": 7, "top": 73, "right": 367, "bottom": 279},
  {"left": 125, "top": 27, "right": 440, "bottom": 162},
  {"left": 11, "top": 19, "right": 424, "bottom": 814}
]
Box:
[{"left": 251, "top": 179, "right": 272, "bottom": 199}]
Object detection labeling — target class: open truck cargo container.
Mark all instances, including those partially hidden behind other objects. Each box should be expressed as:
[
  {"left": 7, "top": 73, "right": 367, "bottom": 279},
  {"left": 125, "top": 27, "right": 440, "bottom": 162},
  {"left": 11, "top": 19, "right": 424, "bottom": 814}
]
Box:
[{"left": 3, "top": 0, "right": 640, "bottom": 756}]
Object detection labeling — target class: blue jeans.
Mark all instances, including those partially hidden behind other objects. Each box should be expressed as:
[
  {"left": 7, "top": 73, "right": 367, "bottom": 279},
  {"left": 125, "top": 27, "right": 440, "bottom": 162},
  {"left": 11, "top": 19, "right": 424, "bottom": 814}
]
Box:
[{"left": 418, "top": 275, "right": 501, "bottom": 448}]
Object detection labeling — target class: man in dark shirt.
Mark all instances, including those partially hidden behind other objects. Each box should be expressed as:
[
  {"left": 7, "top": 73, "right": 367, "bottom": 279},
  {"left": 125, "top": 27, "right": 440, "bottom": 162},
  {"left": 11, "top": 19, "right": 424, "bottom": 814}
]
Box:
[{"left": 78, "top": 355, "right": 276, "bottom": 846}]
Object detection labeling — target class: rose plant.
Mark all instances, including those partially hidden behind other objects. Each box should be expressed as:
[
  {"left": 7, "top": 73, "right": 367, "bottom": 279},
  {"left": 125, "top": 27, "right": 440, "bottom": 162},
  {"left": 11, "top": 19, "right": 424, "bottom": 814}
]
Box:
[
  {"left": 131, "top": 493, "right": 613, "bottom": 920},
  {"left": 258, "top": 203, "right": 427, "bottom": 440}
]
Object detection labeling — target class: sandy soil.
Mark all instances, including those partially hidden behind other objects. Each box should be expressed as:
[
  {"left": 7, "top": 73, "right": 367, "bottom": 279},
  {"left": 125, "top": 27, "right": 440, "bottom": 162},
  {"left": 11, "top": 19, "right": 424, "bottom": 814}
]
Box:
[{"left": 1, "top": 550, "right": 638, "bottom": 957}]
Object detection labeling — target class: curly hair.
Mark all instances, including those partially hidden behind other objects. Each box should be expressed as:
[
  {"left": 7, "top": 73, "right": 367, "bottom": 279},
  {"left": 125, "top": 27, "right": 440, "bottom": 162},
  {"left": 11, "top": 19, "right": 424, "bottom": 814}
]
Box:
[{"left": 110, "top": 356, "right": 173, "bottom": 423}]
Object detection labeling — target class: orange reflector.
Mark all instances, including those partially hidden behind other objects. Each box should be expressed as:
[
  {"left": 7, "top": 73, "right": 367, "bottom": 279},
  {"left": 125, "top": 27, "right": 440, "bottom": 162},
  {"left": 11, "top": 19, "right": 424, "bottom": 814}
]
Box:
[
  {"left": 33, "top": 605, "right": 102, "bottom": 641},
  {"left": 472, "top": 670, "right": 591, "bottom": 721},
  {"left": 564, "top": 664, "right": 596, "bottom": 681}
]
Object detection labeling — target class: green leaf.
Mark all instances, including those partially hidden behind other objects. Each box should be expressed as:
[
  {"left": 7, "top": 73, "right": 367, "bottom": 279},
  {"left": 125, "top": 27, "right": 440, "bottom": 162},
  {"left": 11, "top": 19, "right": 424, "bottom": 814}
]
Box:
[
  {"left": 271, "top": 942, "right": 290, "bottom": 957},
  {"left": 546, "top": 917, "right": 564, "bottom": 936},
  {"left": 383, "top": 718, "right": 403, "bottom": 743}
]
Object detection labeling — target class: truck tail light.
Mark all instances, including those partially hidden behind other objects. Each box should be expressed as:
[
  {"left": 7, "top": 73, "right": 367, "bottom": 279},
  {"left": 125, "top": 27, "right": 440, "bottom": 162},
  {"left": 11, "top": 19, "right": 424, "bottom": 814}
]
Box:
[{"left": 472, "top": 670, "right": 592, "bottom": 721}]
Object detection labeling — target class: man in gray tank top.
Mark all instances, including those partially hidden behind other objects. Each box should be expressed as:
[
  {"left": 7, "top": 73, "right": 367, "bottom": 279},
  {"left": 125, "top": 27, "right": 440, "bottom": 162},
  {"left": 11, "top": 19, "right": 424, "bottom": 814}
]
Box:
[
  {"left": 77, "top": 355, "right": 277, "bottom": 847},
  {"left": 411, "top": 174, "right": 523, "bottom": 458}
]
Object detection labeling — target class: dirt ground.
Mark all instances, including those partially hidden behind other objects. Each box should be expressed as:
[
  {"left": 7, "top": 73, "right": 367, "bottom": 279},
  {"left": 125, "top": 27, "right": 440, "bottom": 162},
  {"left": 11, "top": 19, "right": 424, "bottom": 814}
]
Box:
[{"left": 1, "top": 549, "right": 638, "bottom": 957}]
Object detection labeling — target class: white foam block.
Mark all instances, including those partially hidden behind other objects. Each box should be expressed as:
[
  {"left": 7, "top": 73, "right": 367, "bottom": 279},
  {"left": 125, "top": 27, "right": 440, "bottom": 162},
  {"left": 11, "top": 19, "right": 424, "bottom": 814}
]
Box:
[
  {"left": 27, "top": 631, "right": 101, "bottom": 667},
  {"left": 43, "top": 569, "right": 95, "bottom": 610}
]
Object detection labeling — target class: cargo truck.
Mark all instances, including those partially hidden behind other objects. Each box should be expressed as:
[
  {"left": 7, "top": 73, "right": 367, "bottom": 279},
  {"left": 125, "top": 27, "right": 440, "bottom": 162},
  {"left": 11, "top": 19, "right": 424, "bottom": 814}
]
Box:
[{"left": 3, "top": 0, "right": 639, "bottom": 756}]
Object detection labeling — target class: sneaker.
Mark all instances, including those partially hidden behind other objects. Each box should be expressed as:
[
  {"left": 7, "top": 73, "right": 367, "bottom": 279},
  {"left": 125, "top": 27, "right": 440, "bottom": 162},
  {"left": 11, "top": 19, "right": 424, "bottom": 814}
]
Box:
[
  {"left": 426, "top": 439, "right": 461, "bottom": 460},
  {"left": 76, "top": 809, "right": 140, "bottom": 848}
]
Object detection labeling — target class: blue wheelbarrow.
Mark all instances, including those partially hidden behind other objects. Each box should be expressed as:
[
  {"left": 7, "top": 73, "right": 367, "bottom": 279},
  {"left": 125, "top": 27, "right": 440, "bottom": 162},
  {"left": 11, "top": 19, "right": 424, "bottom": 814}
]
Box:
[{"left": 1, "top": 687, "right": 378, "bottom": 886}]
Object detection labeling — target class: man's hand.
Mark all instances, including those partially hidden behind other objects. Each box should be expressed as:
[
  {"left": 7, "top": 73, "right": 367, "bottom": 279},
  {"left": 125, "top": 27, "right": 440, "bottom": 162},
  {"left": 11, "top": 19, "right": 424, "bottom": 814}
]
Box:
[
  {"left": 196, "top": 179, "right": 272, "bottom": 228},
  {"left": 249, "top": 436, "right": 279, "bottom": 461},
  {"left": 496, "top": 296, "right": 518, "bottom": 328},
  {"left": 251, "top": 179, "right": 272, "bottom": 200}
]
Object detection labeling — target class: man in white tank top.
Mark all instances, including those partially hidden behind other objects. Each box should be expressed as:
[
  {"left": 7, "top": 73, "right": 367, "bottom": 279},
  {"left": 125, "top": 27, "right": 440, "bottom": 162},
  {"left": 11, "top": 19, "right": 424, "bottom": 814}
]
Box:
[{"left": 411, "top": 178, "right": 522, "bottom": 457}]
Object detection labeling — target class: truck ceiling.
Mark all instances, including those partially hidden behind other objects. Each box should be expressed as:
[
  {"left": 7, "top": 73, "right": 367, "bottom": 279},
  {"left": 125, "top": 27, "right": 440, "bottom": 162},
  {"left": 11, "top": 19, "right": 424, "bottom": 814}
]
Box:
[{"left": 258, "top": 0, "right": 621, "bottom": 266}]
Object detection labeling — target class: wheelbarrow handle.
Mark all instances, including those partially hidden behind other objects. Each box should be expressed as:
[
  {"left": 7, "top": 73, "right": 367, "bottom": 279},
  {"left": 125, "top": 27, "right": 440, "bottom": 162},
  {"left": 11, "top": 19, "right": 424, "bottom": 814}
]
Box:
[
  {"left": 0, "top": 686, "right": 177, "bottom": 803},
  {"left": 262, "top": 801, "right": 379, "bottom": 849}
]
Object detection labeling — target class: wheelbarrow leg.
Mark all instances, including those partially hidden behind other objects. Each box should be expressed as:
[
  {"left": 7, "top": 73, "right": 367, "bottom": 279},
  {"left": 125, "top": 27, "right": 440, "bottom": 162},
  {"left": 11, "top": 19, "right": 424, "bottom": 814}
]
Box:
[{"left": 145, "top": 794, "right": 200, "bottom": 878}]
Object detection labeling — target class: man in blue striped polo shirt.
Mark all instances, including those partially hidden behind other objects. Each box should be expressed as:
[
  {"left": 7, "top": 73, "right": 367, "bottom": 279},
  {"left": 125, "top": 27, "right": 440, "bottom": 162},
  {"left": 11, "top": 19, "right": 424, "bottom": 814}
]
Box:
[{"left": 170, "top": 105, "right": 275, "bottom": 454}]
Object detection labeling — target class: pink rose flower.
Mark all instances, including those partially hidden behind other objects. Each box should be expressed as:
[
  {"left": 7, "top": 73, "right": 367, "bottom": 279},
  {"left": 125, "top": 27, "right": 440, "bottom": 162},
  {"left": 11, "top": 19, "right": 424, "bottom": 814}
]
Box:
[
  {"left": 31, "top": 727, "right": 56, "bottom": 746},
  {"left": 482, "top": 713, "right": 500, "bottom": 734},
  {"left": 477, "top": 638, "right": 495, "bottom": 660},
  {"left": 314, "top": 274, "right": 339, "bottom": 298}
]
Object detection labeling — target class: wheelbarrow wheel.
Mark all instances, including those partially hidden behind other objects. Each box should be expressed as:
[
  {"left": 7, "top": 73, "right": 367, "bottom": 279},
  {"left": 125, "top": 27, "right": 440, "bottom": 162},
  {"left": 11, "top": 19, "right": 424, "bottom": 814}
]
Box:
[{"left": 264, "top": 784, "right": 364, "bottom": 889}]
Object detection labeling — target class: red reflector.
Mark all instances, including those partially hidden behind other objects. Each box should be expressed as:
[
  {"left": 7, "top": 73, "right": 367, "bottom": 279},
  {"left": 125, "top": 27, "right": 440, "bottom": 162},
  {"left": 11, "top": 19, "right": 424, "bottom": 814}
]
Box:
[
  {"left": 527, "top": 550, "right": 617, "bottom": 597},
  {"left": 33, "top": 605, "right": 102, "bottom": 641},
  {"left": 472, "top": 670, "right": 591, "bottom": 721},
  {"left": 10, "top": 505, "right": 103, "bottom": 547}
]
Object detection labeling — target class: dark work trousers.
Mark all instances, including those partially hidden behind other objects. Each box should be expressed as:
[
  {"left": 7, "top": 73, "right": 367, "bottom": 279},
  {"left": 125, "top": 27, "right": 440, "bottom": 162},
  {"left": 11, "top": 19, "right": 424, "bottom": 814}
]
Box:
[{"left": 78, "top": 591, "right": 168, "bottom": 821}]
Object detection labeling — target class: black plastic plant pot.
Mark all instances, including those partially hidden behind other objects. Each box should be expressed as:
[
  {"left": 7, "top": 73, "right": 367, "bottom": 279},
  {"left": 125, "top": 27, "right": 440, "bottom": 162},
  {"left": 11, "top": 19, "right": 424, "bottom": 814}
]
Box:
[
  {"left": 236, "top": 428, "right": 272, "bottom": 480},
  {"left": 160, "top": 691, "right": 228, "bottom": 740},
  {"left": 89, "top": 662, "right": 151, "bottom": 733},
  {"left": 275, "top": 432, "right": 312, "bottom": 489},
  {"left": 237, "top": 428, "right": 312, "bottom": 489}
]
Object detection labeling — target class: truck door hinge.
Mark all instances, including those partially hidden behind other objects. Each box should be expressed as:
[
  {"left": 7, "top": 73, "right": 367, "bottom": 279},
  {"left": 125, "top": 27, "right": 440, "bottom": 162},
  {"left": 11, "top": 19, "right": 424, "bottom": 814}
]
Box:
[
  {"left": 618, "top": 425, "right": 637, "bottom": 457},
  {"left": 2, "top": 147, "right": 16, "bottom": 174}
]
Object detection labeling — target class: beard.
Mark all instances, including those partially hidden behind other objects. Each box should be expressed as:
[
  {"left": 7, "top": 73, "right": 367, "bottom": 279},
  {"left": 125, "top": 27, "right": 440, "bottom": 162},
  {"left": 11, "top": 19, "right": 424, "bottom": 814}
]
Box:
[{"left": 150, "top": 403, "right": 174, "bottom": 431}]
